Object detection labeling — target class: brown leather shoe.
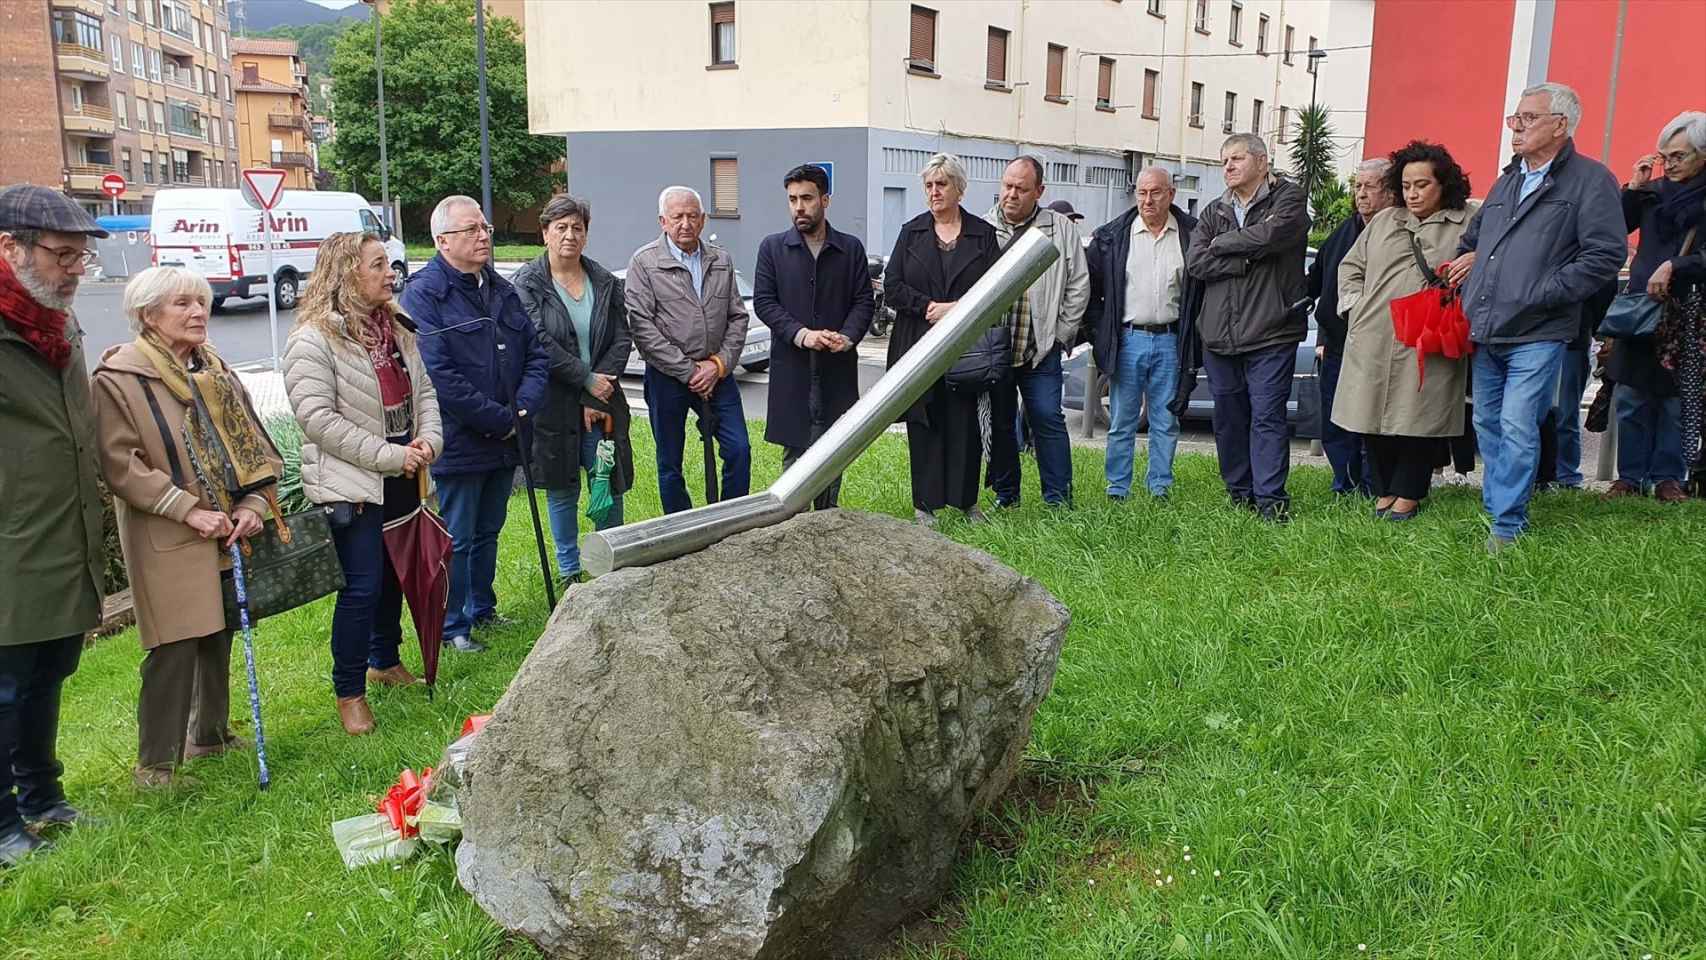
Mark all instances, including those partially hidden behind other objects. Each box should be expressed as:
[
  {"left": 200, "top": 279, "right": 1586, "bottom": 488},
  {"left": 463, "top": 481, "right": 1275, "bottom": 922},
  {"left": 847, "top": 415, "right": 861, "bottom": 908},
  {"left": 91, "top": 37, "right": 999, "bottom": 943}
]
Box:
[
  {"left": 184, "top": 733, "right": 251, "bottom": 760},
  {"left": 133, "top": 766, "right": 195, "bottom": 789},
  {"left": 366, "top": 664, "right": 420, "bottom": 687},
  {"left": 337, "top": 695, "right": 376, "bottom": 736},
  {"left": 1654, "top": 479, "right": 1689, "bottom": 503},
  {"left": 1603, "top": 479, "right": 1643, "bottom": 500}
]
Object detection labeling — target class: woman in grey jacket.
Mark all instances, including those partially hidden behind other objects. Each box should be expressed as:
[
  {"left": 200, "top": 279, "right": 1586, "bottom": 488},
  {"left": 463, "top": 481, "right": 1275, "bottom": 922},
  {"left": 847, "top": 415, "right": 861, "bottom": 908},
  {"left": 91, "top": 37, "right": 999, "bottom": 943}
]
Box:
[{"left": 282, "top": 232, "right": 443, "bottom": 735}]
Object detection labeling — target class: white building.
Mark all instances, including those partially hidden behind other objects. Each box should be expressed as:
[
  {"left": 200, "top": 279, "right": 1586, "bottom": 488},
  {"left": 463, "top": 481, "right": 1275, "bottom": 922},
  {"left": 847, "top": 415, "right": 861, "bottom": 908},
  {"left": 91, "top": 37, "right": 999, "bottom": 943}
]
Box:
[{"left": 525, "top": 0, "right": 1367, "bottom": 271}]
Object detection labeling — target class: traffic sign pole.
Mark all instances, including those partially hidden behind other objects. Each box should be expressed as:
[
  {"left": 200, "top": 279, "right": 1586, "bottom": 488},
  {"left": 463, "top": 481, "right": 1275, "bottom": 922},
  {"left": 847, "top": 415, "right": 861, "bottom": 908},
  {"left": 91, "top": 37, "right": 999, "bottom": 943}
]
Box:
[
  {"left": 264, "top": 213, "right": 279, "bottom": 372},
  {"left": 239, "top": 168, "right": 290, "bottom": 372}
]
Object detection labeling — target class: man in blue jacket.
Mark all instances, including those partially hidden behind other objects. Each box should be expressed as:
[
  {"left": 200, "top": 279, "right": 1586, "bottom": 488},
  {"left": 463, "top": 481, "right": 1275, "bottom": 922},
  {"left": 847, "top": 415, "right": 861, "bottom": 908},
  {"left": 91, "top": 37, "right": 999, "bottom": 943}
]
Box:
[
  {"left": 1448, "top": 83, "right": 1625, "bottom": 551},
  {"left": 402, "top": 195, "right": 549, "bottom": 652},
  {"left": 752, "top": 164, "right": 873, "bottom": 510}
]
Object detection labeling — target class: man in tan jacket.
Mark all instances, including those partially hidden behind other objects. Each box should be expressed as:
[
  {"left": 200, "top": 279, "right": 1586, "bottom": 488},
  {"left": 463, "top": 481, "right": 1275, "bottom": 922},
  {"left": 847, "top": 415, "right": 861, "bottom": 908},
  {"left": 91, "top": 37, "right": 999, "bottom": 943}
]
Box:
[{"left": 625, "top": 186, "right": 751, "bottom": 514}]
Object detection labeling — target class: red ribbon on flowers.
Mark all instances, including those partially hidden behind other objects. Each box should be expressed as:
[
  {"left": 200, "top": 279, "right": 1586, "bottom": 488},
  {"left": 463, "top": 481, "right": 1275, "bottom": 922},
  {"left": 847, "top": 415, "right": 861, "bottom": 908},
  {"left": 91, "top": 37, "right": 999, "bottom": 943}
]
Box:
[
  {"left": 377, "top": 766, "right": 433, "bottom": 837},
  {"left": 461, "top": 714, "right": 491, "bottom": 738}
]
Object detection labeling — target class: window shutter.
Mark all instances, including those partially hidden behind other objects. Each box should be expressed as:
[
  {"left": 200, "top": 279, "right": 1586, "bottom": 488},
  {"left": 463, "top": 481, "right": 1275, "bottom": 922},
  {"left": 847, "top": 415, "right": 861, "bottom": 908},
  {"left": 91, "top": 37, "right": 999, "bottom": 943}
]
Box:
[
  {"left": 1143, "top": 69, "right": 1158, "bottom": 116},
  {"left": 710, "top": 2, "right": 734, "bottom": 25},
  {"left": 1097, "top": 59, "right": 1113, "bottom": 102},
  {"left": 712, "top": 158, "right": 739, "bottom": 214},
  {"left": 909, "top": 6, "right": 935, "bottom": 66},
  {"left": 986, "top": 28, "right": 1007, "bottom": 83}
]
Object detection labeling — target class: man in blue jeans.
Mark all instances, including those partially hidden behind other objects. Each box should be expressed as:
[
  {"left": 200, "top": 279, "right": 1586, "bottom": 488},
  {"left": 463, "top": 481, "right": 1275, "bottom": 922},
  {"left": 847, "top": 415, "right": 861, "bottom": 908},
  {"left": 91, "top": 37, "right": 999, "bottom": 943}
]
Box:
[
  {"left": 626, "top": 186, "right": 751, "bottom": 513},
  {"left": 1448, "top": 83, "right": 1624, "bottom": 550},
  {"left": 982, "top": 157, "right": 1089, "bottom": 507},
  {"left": 1185, "top": 134, "right": 1312, "bottom": 522},
  {"left": 404, "top": 195, "right": 550, "bottom": 653},
  {"left": 1088, "top": 167, "right": 1205, "bottom": 500}
]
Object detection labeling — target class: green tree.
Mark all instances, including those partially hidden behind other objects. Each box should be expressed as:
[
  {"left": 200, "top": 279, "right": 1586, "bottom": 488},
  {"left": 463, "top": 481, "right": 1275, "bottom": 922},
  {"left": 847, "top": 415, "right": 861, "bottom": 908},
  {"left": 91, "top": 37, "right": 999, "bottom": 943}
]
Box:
[
  {"left": 1288, "top": 103, "right": 1338, "bottom": 200},
  {"left": 328, "top": 0, "right": 560, "bottom": 234},
  {"left": 1307, "top": 173, "right": 1353, "bottom": 247}
]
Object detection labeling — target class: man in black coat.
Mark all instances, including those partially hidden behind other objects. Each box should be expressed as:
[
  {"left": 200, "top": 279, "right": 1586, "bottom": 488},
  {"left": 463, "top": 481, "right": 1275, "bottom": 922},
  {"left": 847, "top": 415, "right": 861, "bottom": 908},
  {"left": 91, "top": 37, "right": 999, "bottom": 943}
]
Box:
[
  {"left": 752, "top": 164, "right": 875, "bottom": 509},
  {"left": 1307, "top": 158, "right": 1394, "bottom": 496}
]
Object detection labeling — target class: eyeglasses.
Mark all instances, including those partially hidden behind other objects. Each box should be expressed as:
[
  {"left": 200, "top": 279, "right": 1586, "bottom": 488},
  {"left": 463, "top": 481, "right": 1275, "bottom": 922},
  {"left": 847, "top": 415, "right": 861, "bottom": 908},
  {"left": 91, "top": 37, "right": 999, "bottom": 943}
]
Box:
[
  {"left": 1505, "top": 111, "right": 1565, "bottom": 130},
  {"left": 1661, "top": 149, "right": 1699, "bottom": 167},
  {"left": 440, "top": 222, "right": 494, "bottom": 238},
  {"left": 32, "top": 242, "right": 98, "bottom": 268}
]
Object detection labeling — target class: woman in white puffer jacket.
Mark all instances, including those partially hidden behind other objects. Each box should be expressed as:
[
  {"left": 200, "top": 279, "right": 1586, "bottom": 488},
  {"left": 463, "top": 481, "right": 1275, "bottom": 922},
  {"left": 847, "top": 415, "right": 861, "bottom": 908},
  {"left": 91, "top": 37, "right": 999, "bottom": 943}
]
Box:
[{"left": 282, "top": 231, "right": 442, "bottom": 736}]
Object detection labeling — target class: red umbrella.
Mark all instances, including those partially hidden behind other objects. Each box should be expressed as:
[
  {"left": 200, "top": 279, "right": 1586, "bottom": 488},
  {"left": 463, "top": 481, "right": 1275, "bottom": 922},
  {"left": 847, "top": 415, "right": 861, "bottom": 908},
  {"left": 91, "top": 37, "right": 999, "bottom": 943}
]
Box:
[
  {"left": 383, "top": 471, "right": 452, "bottom": 695},
  {"left": 1389, "top": 264, "right": 1472, "bottom": 388}
]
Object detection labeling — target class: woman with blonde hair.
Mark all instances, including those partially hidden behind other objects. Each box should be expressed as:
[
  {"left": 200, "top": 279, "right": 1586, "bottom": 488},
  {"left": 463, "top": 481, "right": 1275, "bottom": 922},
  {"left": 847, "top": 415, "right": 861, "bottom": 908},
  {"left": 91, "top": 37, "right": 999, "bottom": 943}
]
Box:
[
  {"left": 282, "top": 231, "right": 442, "bottom": 735},
  {"left": 91, "top": 266, "right": 280, "bottom": 786}
]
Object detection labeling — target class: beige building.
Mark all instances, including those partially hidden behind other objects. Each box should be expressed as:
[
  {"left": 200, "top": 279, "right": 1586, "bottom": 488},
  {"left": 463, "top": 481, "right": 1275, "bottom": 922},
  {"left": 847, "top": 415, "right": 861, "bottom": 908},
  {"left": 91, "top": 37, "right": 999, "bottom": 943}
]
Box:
[
  {"left": 0, "top": 0, "right": 239, "bottom": 217},
  {"left": 230, "top": 37, "right": 314, "bottom": 190},
  {"left": 523, "top": 0, "right": 1365, "bottom": 271}
]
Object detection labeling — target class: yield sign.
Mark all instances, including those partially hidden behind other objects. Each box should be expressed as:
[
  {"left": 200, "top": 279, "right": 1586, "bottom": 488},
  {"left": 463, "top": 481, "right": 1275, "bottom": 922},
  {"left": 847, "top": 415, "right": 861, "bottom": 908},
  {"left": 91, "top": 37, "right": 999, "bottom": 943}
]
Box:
[{"left": 240, "top": 168, "right": 288, "bottom": 211}]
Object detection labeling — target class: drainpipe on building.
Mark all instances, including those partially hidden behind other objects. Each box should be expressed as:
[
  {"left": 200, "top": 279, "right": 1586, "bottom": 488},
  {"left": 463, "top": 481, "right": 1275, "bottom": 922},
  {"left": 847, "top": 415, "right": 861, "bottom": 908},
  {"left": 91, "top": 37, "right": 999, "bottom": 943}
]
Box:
[{"left": 1593, "top": 0, "right": 1628, "bottom": 483}]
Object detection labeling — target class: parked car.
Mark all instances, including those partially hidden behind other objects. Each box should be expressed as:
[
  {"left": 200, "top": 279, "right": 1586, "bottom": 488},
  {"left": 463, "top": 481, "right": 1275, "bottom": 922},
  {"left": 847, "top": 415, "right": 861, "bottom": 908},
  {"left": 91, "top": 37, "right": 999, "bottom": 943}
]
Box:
[
  {"left": 614, "top": 268, "right": 771, "bottom": 376},
  {"left": 867, "top": 253, "right": 893, "bottom": 338}
]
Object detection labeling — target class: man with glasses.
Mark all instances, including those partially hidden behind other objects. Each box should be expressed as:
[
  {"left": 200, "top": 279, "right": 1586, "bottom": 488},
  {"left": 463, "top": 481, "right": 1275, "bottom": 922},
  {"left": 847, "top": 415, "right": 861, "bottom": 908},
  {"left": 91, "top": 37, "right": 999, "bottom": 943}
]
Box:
[
  {"left": 625, "top": 185, "right": 752, "bottom": 513},
  {"left": 0, "top": 185, "right": 110, "bottom": 865},
  {"left": 1445, "top": 82, "right": 1624, "bottom": 552},
  {"left": 402, "top": 195, "right": 549, "bottom": 652}
]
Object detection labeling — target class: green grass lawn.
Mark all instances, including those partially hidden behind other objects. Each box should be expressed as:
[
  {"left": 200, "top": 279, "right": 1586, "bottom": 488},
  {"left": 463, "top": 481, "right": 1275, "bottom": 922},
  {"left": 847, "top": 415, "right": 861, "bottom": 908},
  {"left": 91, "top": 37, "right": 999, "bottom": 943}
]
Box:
[
  {"left": 404, "top": 243, "right": 544, "bottom": 263},
  {"left": 6, "top": 426, "right": 1706, "bottom": 960}
]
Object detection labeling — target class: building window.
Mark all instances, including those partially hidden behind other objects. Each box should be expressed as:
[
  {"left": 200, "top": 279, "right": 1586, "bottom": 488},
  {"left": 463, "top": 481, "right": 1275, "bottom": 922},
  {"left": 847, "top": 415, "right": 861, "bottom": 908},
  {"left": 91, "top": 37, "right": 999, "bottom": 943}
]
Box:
[
  {"left": 1223, "top": 91, "right": 1236, "bottom": 132},
  {"left": 1257, "top": 14, "right": 1269, "bottom": 55},
  {"left": 709, "top": 3, "right": 735, "bottom": 66},
  {"left": 110, "top": 35, "right": 123, "bottom": 69},
  {"left": 149, "top": 49, "right": 162, "bottom": 82},
  {"left": 227, "top": 119, "right": 235, "bottom": 145},
  {"left": 1193, "top": 0, "right": 1209, "bottom": 34},
  {"left": 1142, "top": 69, "right": 1159, "bottom": 119},
  {"left": 122, "top": 148, "right": 133, "bottom": 179},
  {"left": 242, "top": 62, "right": 258, "bottom": 83},
  {"left": 115, "top": 92, "right": 129, "bottom": 128},
  {"left": 1278, "top": 105, "right": 1290, "bottom": 142},
  {"left": 132, "top": 43, "right": 144, "bottom": 78},
  {"left": 221, "top": 74, "right": 230, "bottom": 101},
  {"left": 1096, "top": 57, "right": 1114, "bottom": 110},
  {"left": 221, "top": 31, "right": 228, "bottom": 59},
  {"left": 1229, "top": 2, "right": 1242, "bottom": 45},
  {"left": 1045, "top": 43, "right": 1066, "bottom": 102},
  {"left": 1146, "top": 0, "right": 1162, "bottom": 17},
  {"left": 1284, "top": 25, "right": 1295, "bottom": 64},
  {"left": 142, "top": 154, "right": 153, "bottom": 184},
  {"left": 152, "top": 100, "right": 165, "bottom": 130},
  {"left": 1307, "top": 36, "right": 1319, "bottom": 73},
  {"left": 908, "top": 6, "right": 936, "bottom": 72},
  {"left": 145, "top": 0, "right": 155, "bottom": 25},
  {"left": 1251, "top": 98, "right": 1263, "bottom": 135},
  {"left": 52, "top": 11, "right": 104, "bottom": 50},
  {"left": 1189, "top": 82, "right": 1204, "bottom": 127},
  {"left": 711, "top": 157, "right": 739, "bottom": 216},
  {"left": 985, "top": 27, "right": 1009, "bottom": 86}
]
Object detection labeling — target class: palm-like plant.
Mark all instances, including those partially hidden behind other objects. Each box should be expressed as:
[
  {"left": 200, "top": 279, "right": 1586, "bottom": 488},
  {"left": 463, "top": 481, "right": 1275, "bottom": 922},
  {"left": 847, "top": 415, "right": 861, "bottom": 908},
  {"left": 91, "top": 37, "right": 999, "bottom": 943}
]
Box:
[{"left": 1289, "top": 103, "right": 1339, "bottom": 199}]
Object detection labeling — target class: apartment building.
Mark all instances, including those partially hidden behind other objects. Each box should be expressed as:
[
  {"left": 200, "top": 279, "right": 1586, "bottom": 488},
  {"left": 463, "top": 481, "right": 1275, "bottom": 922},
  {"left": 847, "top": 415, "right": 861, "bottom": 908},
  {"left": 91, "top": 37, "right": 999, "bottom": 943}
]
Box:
[
  {"left": 0, "top": 0, "right": 238, "bottom": 217},
  {"left": 230, "top": 37, "right": 315, "bottom": 189},
  {"left": 524, "top": 0, "right": 1365, "bottom": 272}
]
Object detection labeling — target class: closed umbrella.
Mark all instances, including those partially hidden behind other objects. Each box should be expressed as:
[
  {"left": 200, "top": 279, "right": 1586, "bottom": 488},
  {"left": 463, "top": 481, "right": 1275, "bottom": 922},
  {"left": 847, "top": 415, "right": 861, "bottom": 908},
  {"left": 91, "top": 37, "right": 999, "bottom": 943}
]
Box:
[
  {"left": 695, "top": 401, "right": 720, "bottom": 505},
  {"left": 382, "top": 471, "right": 452, "bottom": 697},
  {"left": 584, "top": 410, "right": 617, "bottom": 525}
]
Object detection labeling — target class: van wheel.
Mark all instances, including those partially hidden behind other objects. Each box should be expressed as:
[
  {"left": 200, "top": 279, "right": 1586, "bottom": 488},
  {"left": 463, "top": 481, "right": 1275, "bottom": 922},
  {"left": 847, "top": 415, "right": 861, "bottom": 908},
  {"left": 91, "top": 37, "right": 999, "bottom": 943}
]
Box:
[
  {"left": 390, "top": 262, "right": 406, "bottom": 293},
  {"left": 210, "top": 296, "right": 227, "bottom": 312},
  {"left": 274, "top": 271, "right": 301, "bottom": 310}
]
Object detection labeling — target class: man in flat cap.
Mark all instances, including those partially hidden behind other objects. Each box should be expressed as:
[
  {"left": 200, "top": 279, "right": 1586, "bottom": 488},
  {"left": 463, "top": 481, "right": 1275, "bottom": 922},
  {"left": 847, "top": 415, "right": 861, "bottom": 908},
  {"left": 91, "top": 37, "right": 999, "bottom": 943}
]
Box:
[{"left": 0, "top": 185, "right": 108, "bottom": 866}]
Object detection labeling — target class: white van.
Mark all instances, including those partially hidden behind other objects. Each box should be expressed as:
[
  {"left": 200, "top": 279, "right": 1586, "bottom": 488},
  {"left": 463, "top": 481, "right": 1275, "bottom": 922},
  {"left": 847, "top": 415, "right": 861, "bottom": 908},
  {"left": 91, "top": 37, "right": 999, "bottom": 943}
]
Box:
[{"left": 150, "top": 188, "right": 406, "bottom": 310}]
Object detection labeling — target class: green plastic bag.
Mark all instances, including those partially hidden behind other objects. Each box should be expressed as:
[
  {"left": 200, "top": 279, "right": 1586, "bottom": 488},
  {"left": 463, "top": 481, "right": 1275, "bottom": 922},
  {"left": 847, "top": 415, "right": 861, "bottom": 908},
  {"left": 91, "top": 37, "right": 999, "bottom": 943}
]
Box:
[{"left": 585, "top": 438, "right": 616, "bottom": 525}]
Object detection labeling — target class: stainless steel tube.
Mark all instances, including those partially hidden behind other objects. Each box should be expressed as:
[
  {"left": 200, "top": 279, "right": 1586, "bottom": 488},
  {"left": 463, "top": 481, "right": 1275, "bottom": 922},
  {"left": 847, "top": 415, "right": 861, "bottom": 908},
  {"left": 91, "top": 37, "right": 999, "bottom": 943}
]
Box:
[{"left": 583, "top": 228, "right": 1059, "bottom": 576}]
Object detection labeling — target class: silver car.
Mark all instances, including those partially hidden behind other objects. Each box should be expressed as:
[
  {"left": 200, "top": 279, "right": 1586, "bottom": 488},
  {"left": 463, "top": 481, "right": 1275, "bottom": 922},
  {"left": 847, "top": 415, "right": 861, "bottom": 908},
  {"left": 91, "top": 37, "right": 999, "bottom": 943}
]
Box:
[{"left": 614, "top": 268, "right": 771, "bottom": 376}]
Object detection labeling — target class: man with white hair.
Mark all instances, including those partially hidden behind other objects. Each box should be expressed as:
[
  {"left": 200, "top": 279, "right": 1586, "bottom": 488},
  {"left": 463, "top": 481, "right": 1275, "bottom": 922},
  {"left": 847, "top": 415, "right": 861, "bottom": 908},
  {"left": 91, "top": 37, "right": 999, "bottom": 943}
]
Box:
[
  {"left": 1308, "top": 157, "right": 1394, "bottom": 496},
  {"left": 1446, "top": 81, "right": 1624, "bottom": 551},
  {"left": 625, "top": 185, "right": 751, "bottom": 513},
  {"left": 0, "top": 184, "right": 109, "bottom": 864},
  {"left": 401, "top": 195, "right": 549, "bottom": 652}
]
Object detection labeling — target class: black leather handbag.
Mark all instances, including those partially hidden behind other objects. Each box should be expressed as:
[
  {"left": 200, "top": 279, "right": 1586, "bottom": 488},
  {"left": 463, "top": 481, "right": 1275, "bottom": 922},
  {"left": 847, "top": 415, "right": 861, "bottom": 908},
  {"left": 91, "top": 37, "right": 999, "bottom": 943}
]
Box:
[{"left": 945, "top": 323, "right": 1014, "bottom": 394}]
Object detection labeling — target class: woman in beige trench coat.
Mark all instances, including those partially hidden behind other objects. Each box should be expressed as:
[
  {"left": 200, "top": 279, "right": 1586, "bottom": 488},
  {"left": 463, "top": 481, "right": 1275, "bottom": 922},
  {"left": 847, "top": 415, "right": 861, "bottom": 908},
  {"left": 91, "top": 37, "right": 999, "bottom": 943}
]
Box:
[
  {"left": 92, "top": 266, "right": 281, "bottom": 787},
  {"left": 1334, "top": 140, "right": 1480, "bottom": 521}
]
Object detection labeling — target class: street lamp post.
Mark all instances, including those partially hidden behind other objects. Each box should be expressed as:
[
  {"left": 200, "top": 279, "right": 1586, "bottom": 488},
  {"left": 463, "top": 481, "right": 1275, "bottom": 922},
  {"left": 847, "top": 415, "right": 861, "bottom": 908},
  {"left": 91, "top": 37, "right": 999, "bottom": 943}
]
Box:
[
  {"left": 1303, "top": 47, "right": 1328, "bottom": 202},
  {"left": 363, "top": 0, "right": 390, "bottom": 231},
  {"left": 476, "top": 0, "right": 492, "bottom": 223}
]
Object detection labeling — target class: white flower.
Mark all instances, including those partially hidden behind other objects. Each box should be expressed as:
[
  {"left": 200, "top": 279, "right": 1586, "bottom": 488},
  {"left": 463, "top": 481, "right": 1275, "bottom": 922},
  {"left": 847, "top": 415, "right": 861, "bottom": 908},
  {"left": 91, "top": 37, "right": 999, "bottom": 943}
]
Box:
[
  {"left": 1213, "top": 869, "right": 1222, "bottom": 878},
  {"left": 1357, "top": 946, "right": 1366, "bottom": 953},
  {"left": 1184, "top": 854, "right": 1193, "bottom": 862}
]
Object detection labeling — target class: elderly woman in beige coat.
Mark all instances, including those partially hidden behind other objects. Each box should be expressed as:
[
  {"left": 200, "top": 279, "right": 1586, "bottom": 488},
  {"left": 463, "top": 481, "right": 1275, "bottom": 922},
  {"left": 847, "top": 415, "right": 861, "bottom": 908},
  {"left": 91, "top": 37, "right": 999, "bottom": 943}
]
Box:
[
  {"left": 92, "top": 266, "right": 280, "bottom": 786},
  {"left": 1334, "top": 141, "right": 1479, "bottom": 521},
  {"left": 282, "top": 232, "right": 441, "bottom": 736}
]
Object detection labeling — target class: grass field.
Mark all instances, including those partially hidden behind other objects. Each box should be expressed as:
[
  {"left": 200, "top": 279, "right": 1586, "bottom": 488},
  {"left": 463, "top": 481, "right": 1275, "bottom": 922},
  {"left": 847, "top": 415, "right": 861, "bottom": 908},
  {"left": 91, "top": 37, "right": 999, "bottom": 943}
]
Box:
[
  {"left": 5, "top": 426, "right": 1705, "bottom": 960},
  {"left": 404, "top": 243, "right": 544, "bottom": 264}
]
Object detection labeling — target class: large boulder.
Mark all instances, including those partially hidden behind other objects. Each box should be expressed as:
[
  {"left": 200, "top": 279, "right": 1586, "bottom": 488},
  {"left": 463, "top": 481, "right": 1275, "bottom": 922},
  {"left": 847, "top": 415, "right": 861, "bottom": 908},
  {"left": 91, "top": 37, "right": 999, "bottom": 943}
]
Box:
[{"left": 455, "top": 509, "right": 1070, "bottom": 960}]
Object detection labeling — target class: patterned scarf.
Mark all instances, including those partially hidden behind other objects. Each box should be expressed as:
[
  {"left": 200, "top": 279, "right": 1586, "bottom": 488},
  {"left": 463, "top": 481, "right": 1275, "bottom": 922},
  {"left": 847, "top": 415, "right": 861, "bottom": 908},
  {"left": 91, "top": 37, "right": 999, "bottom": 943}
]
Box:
[
  {"left": 0, "top": 256, "right": 72, "bottom": 369},
  {"left": 135, "top": 330, "right": 278, "bottom": 512},
  {"left": 363, "top": 309, "right": 414, "bottom": 438}
]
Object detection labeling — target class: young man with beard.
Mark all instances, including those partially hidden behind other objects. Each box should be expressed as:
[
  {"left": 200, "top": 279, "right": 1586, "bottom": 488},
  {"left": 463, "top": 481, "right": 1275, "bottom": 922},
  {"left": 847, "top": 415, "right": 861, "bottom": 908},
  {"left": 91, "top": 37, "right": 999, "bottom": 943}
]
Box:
[
  {"left": 0, "top": 185, "right": 110, "bottom": 865},
  {"left": 751, "top": 164, "right": 874, "bottom": 509}
]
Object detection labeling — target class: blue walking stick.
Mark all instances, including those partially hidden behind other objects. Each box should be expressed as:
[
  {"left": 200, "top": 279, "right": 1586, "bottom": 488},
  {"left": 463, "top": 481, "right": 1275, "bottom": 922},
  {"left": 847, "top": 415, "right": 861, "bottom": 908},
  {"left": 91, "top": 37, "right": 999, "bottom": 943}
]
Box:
[{"left": 226, "top": 543, "right": 271, "bottom": 790}]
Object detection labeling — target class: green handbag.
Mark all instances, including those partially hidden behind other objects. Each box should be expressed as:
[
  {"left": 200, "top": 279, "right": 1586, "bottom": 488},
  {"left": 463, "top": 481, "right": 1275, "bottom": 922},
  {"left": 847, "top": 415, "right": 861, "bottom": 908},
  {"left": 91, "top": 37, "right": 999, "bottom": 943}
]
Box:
[{"left": 221, "top": 493, "right": 345, "bottom": 626}]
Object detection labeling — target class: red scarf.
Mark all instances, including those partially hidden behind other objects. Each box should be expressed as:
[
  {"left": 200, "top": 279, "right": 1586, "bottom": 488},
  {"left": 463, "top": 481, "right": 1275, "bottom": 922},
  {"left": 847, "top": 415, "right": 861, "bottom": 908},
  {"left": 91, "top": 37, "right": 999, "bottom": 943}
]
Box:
[{"left": 0, "top": 256, "right": 72, "bottom": 369}]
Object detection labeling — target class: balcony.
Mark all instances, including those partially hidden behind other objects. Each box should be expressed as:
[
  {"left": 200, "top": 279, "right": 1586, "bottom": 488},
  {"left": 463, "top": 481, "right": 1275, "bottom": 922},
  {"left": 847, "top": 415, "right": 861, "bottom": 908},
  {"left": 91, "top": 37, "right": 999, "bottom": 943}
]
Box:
[
  {"left": 55, "top": 44, "right": 110, "bottom": 81},
  {"left": 49, "top": 0, "right": 105, "bottom": 16},
  {"left": 66, "top": 163, "right": 117, "bottom": 193},
  {"left": 62, "top": 102, "right": 115, "bottom": 136},
  {"left": 169, "top": 175, "right": 208, "bottom": 187},
  {"left": 159, "top": 23, "right": 200, "bottom": 57},
  {"left": 268, "top": 113, "right": 308, "bottom": 131},
  {"left": 272, "top": 151, "right": 313, "bottom": 168}
]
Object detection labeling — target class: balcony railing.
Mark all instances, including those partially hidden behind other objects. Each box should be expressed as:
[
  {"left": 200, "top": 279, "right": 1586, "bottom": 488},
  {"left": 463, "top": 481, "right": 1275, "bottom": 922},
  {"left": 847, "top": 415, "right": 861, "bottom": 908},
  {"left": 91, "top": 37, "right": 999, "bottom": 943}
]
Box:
[
  {"left": 69, "top": 102, "right": 114, "bottom": 120},
  {"left": 170, "top": 175, "right": 208, "bottom": 187},
  {"left": 54, "top": 43, "right": 110, "bottom": 79},
  {"left": 272, "top": 151, "right": 312, "bottom": 168},
  {"left": 268, "top": 113, "right": 308, "bottom": 131},
  {"left": 66, "top": 164, "right": 117, "bottom": 192},
  {"left": 168, "top": 123, "right": 208, "bottom": 141}
]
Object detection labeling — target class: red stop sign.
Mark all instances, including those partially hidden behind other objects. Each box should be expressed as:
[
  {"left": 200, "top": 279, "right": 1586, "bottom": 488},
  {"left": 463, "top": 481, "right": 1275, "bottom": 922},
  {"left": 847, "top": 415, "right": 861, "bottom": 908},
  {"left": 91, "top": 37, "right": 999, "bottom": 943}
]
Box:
[{"left": 100, "top": 173, "right": 126, "bottom": 198}]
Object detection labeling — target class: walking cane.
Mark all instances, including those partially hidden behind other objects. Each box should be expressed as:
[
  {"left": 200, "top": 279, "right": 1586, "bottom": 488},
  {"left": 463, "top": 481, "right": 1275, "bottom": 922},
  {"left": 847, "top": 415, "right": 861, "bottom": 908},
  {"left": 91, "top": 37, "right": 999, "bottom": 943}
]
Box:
[
  {"left": 513, "top": 409, "right": 558, "bottom": 610},
  {"left": 226, "top": 544, "right": 271, "bottom": 790}
]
